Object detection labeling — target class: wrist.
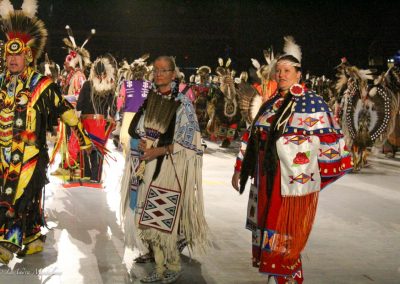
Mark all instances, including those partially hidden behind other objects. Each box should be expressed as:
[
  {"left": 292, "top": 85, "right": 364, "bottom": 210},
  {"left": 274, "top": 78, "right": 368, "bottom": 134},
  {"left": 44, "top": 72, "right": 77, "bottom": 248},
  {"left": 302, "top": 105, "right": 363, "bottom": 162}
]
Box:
[{"left": 164, "top": 145, "right": 170, "bottom": 155}]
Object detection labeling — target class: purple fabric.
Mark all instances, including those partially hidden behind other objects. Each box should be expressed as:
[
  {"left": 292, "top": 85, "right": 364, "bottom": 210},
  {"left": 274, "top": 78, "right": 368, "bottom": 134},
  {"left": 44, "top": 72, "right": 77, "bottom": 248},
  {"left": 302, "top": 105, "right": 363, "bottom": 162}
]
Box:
[{"left": 123, "top": 80, "right": 150, "bottom": 112}]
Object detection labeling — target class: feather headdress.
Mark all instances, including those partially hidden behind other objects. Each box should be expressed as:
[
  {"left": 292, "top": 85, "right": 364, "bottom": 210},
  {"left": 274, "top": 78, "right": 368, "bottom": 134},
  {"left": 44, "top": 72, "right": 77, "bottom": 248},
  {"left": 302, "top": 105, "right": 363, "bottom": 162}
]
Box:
[
  {"left": 0, "top": 0, "right": 47, "bottom": 65},
  {"left": 215, "top": 58, "right": 234, "bottom": 78},
  {"left": 282, "top": 36, "right": 302, "bottom": 64},
  {"left": 129, "top": 53, "right": 151, "bottom": 80},
  {"left": 63, "top": 25, "right": 95, "bottom": 70}
]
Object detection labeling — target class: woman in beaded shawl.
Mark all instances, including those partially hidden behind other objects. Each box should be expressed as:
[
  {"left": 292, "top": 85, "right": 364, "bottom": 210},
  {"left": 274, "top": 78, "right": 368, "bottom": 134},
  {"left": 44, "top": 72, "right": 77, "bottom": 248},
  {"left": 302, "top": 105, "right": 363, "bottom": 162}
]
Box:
[{"left": 232, "top": 37, "right": 352, "bottom": 284}]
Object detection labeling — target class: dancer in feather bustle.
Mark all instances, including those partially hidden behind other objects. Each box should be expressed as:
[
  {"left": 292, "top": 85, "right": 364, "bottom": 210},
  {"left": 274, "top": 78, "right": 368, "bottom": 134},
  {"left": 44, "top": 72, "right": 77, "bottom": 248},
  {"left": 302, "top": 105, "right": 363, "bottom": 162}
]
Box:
[
  {"left": 334, "top": 58, "right": 397, "bottom": 171},
  {"left": 76, "top": 55, "right": 117, "bottom": 183},
  {"left": 207, "top": 58, "right": 241, "bottom": 148},
  {"left": 232, "top": 37, "right": 352, "bottom": 283},
  {"left": 51, "top": 25, "right": 94, "bottom": 177},
  {"left": 0, "top": 0, "right": 91, "bottom": 264},
  {"left": 191, "top": 66, "right": 212, "bottom": 136}
]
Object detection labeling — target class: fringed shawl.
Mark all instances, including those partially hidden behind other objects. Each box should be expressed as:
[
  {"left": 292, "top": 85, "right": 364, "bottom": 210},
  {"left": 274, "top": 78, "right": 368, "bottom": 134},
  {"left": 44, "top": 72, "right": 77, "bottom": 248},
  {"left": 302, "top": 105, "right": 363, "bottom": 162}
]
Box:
[
  {"left": 132, "top": 92, "right": 207, "bottom": 258},
  {"left": 241, "top": 86, "right": 352, "bottom": 260}
]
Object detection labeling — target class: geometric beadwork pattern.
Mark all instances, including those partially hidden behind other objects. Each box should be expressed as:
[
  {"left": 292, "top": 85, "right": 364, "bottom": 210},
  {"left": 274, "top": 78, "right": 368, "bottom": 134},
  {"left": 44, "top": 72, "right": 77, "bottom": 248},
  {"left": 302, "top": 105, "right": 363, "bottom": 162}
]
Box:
[
  {"left": 262, "top": 229, "right": 290, "bottom": 254},
  {"left": 289, "top": 173, "right": 315, "bottom": 184},
  {"left": 139, "top": 184, "right": 181, "bottom": 233},
  {"left": 319, "top": 148, "right": 340, "bottom": 159}
]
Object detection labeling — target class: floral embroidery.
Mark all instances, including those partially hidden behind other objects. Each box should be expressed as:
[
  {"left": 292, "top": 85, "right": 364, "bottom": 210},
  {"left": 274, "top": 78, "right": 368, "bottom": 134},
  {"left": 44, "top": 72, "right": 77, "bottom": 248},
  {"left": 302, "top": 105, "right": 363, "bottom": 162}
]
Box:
[{"left": 293, "top": 151, "right": 310, "bottom": 166}]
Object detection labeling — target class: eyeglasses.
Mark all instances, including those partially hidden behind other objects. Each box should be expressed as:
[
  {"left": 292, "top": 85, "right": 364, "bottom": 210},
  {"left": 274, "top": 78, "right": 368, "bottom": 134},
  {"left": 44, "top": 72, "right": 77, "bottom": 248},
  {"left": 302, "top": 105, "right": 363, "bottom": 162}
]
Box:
[{"left": 152, "top": 69, "right": 173, "bottom": 75}]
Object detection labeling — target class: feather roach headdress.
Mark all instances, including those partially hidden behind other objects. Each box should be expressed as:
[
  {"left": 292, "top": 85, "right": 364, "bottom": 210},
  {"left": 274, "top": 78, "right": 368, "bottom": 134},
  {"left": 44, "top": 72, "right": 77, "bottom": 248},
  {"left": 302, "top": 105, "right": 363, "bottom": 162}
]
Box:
[
  {"left": 0, "top": 0, "right": 47, "bottom": 66},
  {"left": 63, "top": 25, "right": 95, "bottom": 70}
]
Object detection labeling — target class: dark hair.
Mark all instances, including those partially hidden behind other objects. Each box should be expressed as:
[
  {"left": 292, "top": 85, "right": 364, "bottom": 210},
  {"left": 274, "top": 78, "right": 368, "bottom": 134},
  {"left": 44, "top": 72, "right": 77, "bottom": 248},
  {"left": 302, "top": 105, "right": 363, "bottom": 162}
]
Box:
[
  {"left": 277, "top": 54, "right": 302, "bottom": 72},
  {"left": 154, "top": 56, "right": 176, "bottom": 71}
]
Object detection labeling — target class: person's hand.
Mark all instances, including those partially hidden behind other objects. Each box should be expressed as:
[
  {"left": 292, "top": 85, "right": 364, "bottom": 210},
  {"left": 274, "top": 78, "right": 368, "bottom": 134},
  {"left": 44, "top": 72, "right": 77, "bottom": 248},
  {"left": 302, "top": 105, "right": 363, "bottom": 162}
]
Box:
[
  {"left": 231, "top": 171, "right": 240, "bottom": 192},
  {"left": 138, "top": 139, "right": 147, "bottom": 153},
  {"left": 140, "top": 147, "right": 163, "bottom": 161}
]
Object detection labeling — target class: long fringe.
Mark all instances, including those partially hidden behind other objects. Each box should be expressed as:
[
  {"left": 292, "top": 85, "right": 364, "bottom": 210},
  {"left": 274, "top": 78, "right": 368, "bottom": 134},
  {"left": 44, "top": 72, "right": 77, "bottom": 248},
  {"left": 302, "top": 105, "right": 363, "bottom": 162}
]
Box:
[
  {"left": 139, "top": 150, "right": 209, "bottom": 259},
  {"left": 119, "top": 151, "right": 148, "bottom": 252},
  {"left": 274, "top": 192, "right": 319, "bottom": 260},
  {"left": 120, "top": 150, "right": 132, "bottom": 221}
]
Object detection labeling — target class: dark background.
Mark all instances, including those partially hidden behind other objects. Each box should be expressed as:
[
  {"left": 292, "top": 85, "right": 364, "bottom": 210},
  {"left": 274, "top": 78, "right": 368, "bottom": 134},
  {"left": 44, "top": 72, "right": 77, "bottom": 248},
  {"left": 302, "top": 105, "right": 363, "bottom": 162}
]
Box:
[{"left": 2, "top": 0, "right": 399, "bottom": 78}]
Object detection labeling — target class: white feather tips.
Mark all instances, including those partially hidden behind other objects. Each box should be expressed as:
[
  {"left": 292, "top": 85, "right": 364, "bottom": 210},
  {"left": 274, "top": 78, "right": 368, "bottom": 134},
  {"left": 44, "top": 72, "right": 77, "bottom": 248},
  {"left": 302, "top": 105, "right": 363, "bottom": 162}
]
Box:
[
  {"left": 0, "top": 0, "right": 14, "bottom": 19},
  {"left": 21, "top": 0, "right": 38, "bottom": 18},
  {"left": 359, "top": 69, "right": 374, "bottom": 81},
  {"left": 226, "top": 58, "right": 231, "bottom": 67},
  {"left": 369, "top": 87, "right": 377, "bottom": 97},
  {"left": 283, "top": 35, "right": 302, "bottom": 63},
  {"left": 251, "top": 58, "right": 261, "bottom": 70},
  {"left": 65, "top": 25, "right": 70, "bottom": 29},
  {"left": 250, "top": 95, "right": 263, "bottom": 121},
  {"left": 91, "top": 29, "right": 96, "bottom": 34},
  {"left": 218, "top": 58, "right": 223, "bottom": 66}
]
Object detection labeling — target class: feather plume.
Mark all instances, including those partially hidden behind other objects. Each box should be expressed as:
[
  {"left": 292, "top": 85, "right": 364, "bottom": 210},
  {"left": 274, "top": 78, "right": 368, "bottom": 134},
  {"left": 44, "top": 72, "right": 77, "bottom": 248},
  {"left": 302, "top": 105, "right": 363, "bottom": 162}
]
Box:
[
  {"left": 369, "top": 86, "right": 377, "bottom": 97},
  {"left": 140, "top": 53, "right": 150, "bottom": 61},
  {"left": 263, "top": 48, "right": 274, "bottom": 65},
  {"left": 283, "top": 36, "right": 302, "bottom": 62},
  {"left": 335, "top": 73, "right": 348, "bottom": 92},
  {"left": 0, "top": 0, "right": 14, "bottom": 19},
  {"left": 270, "top": 48, "right": 274, "bottom": 63},
  {"left": 65, "top": 25, "right": 77, "bottom": 48},
  {"left": 81, "top": 28, "right": 96, "bottom": 49},
  {"left": 218, "top": 58, "right": 223, "bottom": 67},
  {"left": 251, "top": 58, "right": 261, "bottom": 70},
  {"left": 226, "top": 58, "right": 231, "bottom": 68},
  {"left": 21, "top": 0, "right": 38, "bottom": 18},
  {"left": 358, "top": 69, "right": 374, "bottom": 81},
  {"left": 250, "top": 94, "right": 263, "bottom": 122},
  {"left": 62, "top": 38, "right": 74, "bottom": 50},
  {"left": 240, "top": 71, "right": 248, "bottom": 82}
]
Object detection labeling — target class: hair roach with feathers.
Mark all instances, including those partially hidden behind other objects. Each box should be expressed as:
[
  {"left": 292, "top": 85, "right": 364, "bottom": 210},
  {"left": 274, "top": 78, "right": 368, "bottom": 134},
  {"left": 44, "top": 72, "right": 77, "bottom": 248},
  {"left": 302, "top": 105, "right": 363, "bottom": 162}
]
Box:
[
  {"left": 0, "top": 0, "right": 48, "bottom": 65},
  {"left": 63, "top": 25, "right": 95, "bottom": 70}
]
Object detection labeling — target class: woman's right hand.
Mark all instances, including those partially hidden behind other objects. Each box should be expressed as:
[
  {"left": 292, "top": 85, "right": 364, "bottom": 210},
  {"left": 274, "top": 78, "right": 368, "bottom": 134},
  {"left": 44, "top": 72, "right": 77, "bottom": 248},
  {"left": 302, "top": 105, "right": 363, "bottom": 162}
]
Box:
[
  {"left": 231, "top": 171, "right": 240, "bottom": 192},
  {"left": 138, "top": 139, "right": 147, "bottom": 152}
]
